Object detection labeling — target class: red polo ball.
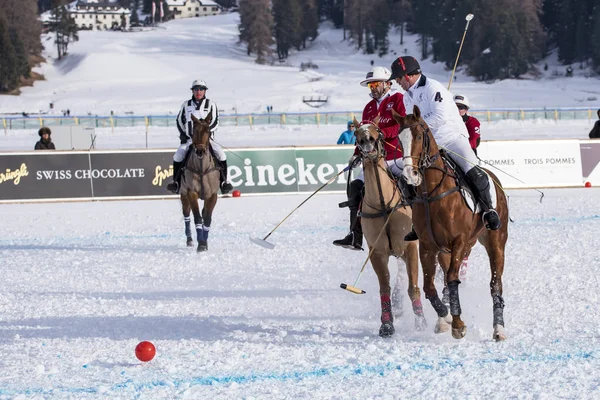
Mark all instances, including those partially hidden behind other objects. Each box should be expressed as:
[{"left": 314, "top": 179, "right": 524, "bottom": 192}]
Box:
[
  {"left": 135, "top": 341, "right": 156, "bottom": 362},
  {"left": 232, "top": 190, "right": 241, "bottom": 197},
  {"left": 585, "top": 182, "right": 592, "bottom": 188}
]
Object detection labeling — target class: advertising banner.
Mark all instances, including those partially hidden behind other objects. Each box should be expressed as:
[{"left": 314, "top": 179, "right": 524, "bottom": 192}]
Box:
[
  {"left": 227, "top": 146, "right": 354, "bottom": 194},
  {"left": 89, "top": 151, "right": 173, "bottom": 197},
  {"left": 478, "top": 140, "right": 582, "bottom": 188},
  {"left": 2, "top": 140, "right": 589, "bottom": 203},
  {"left": 580, "top": 141, "right": 600, "bottom": 186},
  {"left": 0, "top": 152, "right": 93, "bottom": 200}
]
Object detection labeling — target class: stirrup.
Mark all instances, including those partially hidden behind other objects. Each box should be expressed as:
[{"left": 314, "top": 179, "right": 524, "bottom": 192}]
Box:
[
  {"left": 482, "top": 210, "right": 502, "bottom": 230},
  {"left": 221, "top": 181, "right": 233, "bottom": 194},
  {"left": 166, "top": 181, "right": 179, "bottom": 194}
]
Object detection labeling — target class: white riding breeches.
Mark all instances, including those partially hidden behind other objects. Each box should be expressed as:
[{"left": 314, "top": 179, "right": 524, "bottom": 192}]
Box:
[
  {"left": 355, "top": 158, "right": 405, "bottom": 182},
  {"left": 440, "top": 136, "right": 479, "bottom": 174},
  {"left": 173, "top": 139, "right": 227, "bottom": 162}
]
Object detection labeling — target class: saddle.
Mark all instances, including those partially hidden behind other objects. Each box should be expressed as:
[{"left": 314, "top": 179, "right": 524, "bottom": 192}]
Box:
[
  {"left": 398, "top": 150, "right": 482, "bottom": 214},
  {"left": 439, "top": 150, "right": 481, "bottom": 214}
]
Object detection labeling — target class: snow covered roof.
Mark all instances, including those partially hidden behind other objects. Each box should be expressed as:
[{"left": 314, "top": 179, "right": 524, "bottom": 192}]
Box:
[{"left": 165, "top": 0, "right": 221, "bottom": 7}]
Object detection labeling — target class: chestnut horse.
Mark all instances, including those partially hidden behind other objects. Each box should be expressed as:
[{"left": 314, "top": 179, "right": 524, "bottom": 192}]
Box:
[
  {"left": 392, "top": 106, "right": 509, "bottom": 341},
  {"left": 353, "top": 118, "right": 426, "bottom": 337},
  {"left": 179, "top": 114, "right": 220, "bottom": 252}
]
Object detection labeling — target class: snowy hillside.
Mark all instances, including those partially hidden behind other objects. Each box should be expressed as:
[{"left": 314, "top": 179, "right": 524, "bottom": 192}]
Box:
[{"left": 0, "top": 12, "right": 599, "bottom": 116}]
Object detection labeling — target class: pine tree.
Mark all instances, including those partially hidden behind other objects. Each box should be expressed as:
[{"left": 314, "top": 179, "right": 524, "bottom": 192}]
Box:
[
  {"left": 238, "top": 0, "right": 274, "bottom": 64},
  {"left": 9, "top": 27, "right": 30, "bottom": 79},
  {"left": 345, "top": 0, "right": 367, "bottom": 49},
  {"left": 592, "top": 3, "right": 600, "bottom": 72},
  {"left": 272, "top": 0, "right": 301, "bottom": 59},
  {"left": 1, "top": 0, "right": 42, "bottom": 57},
  {"left": 0, "top": 15, "right": 19, "bottom": 92},
  {"left": 49, "top": 5, "right": 79, "bottom": 60},
  {"left": 299, "top": 0, "right": 319, "bottom": 49}
]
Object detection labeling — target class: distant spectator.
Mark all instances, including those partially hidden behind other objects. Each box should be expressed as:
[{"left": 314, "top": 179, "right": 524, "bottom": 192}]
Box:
[
  {"left": 590, "top": 110, "right": 600, "bottom": 139},
  {"left": 35, "top": 127, "right": 56, "bottom": 150},
  {"left": 454, "top": 94, "right": 481, "bottom": 155},
  {"left": 566, "top": 66, "right": 573, "bottom": 77},
  {"left": 337, "top": 121, "right": 356, "bottom": 145}
]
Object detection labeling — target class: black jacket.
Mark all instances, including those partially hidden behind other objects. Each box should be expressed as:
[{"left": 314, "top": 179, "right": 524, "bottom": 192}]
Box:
[
  {"left": 590, "top": 121, "right": 600, "bottom": 139},
  {"left": 35, "top": 139, "right": 56, "bottom": 150}
]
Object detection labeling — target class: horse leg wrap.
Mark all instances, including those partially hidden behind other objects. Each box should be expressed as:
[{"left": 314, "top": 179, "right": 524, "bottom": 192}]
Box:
[
  {"left": 380, "top": 294, "right": 393, "bottom": 323},
  {"left": 492, "top": 294, "right": 505, "bottom": 327},
  {"left": 411, "top": 298, "right": 424, "bottom": 316},
  {"left": 426, "top": 293, "right": 448, "bottom": 318},
  {"left": 184, "top": 217, "right": 192, "bottom": 238},
  {"left": 195, "top": 224, "right": 204, "bottom": 242},
  {"left": 448, "top": 280, "right": 462, "bottom": 316},
  {"left": 201, "top": 225, "right": 210, "bottom": 242}
]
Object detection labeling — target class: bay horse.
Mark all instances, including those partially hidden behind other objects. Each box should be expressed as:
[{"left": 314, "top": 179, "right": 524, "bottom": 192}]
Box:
[
  {"left": 392, "top": 106, "right": 509, "bottom": 341},
  {"left": 179, "top": 114, "right": 221, "bottom": 252},
  {"left": 352, "top": 117, "right": 426, "bottom": 337}
]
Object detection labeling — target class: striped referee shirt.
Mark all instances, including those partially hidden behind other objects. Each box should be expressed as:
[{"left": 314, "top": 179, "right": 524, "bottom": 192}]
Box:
[{"left": 176, "top": 96, "right": 219, "bottom": 141}]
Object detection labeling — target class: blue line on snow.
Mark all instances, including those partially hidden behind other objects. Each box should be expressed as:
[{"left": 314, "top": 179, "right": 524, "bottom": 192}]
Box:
[{"left": 0, "top": 350, "right": 595, "bottom": 396}]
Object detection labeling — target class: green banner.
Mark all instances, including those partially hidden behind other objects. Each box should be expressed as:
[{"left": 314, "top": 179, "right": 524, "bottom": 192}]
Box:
[{"left": 226, "top": 146, "right": 355, "bottom": 194}]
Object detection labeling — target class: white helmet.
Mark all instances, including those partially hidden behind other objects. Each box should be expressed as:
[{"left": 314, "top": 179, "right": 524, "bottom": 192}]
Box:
[
  {"left": 360, "top": 67, "right": 392, "bottom": 87},
  {"left": 190, "top": 79, "right": 208, "bottom": 89},
  {"left": 453, "top": 94, "right": 470, "bottom": 109}
]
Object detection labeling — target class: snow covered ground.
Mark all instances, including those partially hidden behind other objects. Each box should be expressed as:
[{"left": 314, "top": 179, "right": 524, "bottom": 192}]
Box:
[
  {"left": 0, "top": 9, "right": 599, "bottom": 398},
  {"left": 0, "top": 188, "right": 598, "bottom": 398}
]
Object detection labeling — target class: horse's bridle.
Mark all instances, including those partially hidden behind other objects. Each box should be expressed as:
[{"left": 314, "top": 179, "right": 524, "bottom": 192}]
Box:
[
  {"left": 355, "top": 124, "right": 406, "bottom": 255},
  {"left": 403, "top": 120, "right": 458, "bottom": 254}
]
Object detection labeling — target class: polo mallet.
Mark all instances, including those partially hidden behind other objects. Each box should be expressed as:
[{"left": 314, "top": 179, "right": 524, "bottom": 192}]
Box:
[
  {"left": 340, "top": 205, "right": 396, "bottom": 295},
  {"left": 250, "top": 165, "right": 350, "bottom": 249},
  {"left": 448, "top": 13, "right": 474, "bottom": 91}
]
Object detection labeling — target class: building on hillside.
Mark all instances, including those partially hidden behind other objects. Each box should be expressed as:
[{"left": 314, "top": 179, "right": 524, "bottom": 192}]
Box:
[
  {"left": 69, "top": 0, "right": 131, "bottom": 31},
  {"left": 165, "top": 0, "right": 222, "bottom": 20}
]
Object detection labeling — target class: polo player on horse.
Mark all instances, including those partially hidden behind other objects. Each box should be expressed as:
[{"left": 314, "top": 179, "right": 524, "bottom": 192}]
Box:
[
  {"left": 166, "top": 79, "right": 233, "bottom": 195},
  {"left": 333, "top": 66, "right": 407, "bottom": 251},
  {"left": 389, "top": 56, "right": 502, "bottom": 240}
]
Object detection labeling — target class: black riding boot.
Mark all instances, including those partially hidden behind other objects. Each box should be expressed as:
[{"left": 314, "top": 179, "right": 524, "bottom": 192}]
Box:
[
  {"left": 166, "top": 161, "right": 184, "bottom": 194},
  {"left": 398, "top": 175, "right": 419, "bottom": 241},
  {"left": 466, "top": 168, "right": 502, "bottom": 230},
  {"left": 219, "top": 160, "right": 233, "bottom": 195},
  {"left": 404, "top": 226, "right": 418, "bottom": 241},
  {"left": 333, "top": 179, "right": 364, "bottom": 251},
  {"left": 333, "top": 207, "right": 363, "bottom": 250}
]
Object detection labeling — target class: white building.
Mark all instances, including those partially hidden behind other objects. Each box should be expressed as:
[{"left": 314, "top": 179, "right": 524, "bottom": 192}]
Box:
[
  {"left": 69, "top": 0, "right": 131, "bottom": 31},
  {"left": 165, "top": 0, "right": 222, "bottom": 20}
]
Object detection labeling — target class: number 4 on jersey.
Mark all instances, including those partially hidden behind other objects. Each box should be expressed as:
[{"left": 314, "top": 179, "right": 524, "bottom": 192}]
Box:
[{"left": 434, "top": 92, "right": 443, "bottom": 102}]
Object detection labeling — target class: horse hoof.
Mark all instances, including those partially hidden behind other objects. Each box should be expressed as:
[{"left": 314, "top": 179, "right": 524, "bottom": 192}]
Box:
[
  {"left": 197, "top": 242, "right": 208, "bottom": 252},
  {"left": 414, "top": 315, "right": 427, "bottom": 331},
  {"left": 379, "top": 322, "right": 395, "bottom": 337},
  {"left": 493, "top": 325, "right": 507, "bottom": 341},
  {"left": 186, "top": 238, "right": 193, "bottom": 247},
  {"left": 452, "top": 325, "right": 467, "bottom": 339},
  {"left": 434, "top": 316, "right": 451, "bottom": 334}
]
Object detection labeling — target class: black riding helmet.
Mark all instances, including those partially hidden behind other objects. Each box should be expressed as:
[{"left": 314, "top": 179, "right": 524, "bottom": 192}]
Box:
[{"left": 388, "top": 56, "right": 421, "bottom": 80}]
